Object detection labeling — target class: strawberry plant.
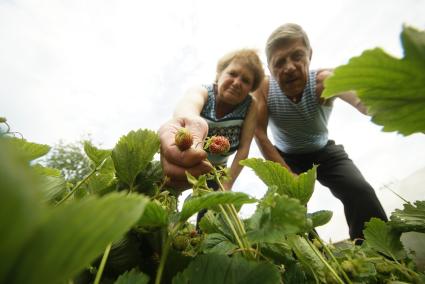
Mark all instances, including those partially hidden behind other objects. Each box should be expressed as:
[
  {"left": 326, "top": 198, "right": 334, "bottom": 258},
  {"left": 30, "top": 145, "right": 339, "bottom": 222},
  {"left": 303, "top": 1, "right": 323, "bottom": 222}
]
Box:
[{"left": 1, "top": 25, "right": 425, "bottom": 284}]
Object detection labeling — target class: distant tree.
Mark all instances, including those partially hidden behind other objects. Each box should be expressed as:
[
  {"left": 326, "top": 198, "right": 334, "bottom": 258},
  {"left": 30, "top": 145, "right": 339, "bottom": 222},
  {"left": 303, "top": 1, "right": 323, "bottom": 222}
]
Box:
[{"left": 43, "top": 139, "right": 91, "bottom": 185}]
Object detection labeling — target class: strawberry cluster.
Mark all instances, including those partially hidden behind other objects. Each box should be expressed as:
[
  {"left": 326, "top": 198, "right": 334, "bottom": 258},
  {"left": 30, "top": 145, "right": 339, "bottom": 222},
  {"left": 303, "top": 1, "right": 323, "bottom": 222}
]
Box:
[{"left": 174, "top": 128, "right": 230, "bottom": 156}]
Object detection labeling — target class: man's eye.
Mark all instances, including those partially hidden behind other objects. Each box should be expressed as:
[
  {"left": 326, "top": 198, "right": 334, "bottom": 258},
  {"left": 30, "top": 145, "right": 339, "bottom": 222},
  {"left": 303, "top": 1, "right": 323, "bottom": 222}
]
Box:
[{"left": 293, "top": 53, "right": 304, "bottom": 61}]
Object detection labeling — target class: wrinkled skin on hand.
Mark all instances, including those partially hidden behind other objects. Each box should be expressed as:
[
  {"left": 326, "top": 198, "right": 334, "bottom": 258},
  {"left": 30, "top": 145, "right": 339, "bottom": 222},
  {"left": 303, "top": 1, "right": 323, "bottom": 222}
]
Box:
[{"left": 158, "top": 116, "right": 213, "bottom": 190}]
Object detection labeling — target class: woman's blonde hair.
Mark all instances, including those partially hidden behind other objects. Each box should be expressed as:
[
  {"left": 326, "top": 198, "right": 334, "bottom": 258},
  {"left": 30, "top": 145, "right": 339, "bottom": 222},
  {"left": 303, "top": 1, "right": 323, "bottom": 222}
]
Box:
[{"left": 215, "top": 49, "right": 265, "bottom": 92}]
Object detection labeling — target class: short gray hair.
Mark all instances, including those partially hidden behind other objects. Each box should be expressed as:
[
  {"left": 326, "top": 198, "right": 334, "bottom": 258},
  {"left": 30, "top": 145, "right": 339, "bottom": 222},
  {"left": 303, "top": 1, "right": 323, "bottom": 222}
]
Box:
[{"left": 265, "top": 23, "right": 311, "bottom": 64}]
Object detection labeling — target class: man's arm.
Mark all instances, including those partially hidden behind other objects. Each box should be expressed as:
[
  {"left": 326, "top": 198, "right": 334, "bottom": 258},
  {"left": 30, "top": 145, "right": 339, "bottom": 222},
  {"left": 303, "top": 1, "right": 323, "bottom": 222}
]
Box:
[
  {"left": 316, "top": 69, "right": 368, "bottom": 115},
  {"left": 252, "top": 78, "right": 292, "bottom": 171}
]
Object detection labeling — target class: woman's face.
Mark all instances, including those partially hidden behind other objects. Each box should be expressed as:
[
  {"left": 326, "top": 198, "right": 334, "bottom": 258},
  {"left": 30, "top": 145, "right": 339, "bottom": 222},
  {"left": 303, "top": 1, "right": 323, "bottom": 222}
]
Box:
[{"left": 216, "top": 60, "right": 254, "bottom": 106}]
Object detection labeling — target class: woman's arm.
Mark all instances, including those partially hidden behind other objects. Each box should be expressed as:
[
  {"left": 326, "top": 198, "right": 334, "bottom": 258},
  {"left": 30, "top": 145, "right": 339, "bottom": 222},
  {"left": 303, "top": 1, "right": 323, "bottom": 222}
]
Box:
[
  {"left": 223, "top": 97, "right": 258, "bottom": 190},
  {"left": 173, "top": 85, "right": 209, "bottom": 118}
]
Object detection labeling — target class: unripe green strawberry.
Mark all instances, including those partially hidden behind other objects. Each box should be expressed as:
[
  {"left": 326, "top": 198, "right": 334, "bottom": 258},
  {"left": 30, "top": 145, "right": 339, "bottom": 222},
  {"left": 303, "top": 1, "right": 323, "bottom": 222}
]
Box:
[
  {"left": 206, "top": 135, "right": 230, "bottom": 155},
  {"left": 0, "top": 117, "right": 6, "bottom": 123},
  {"left": 341, "top": 260, "right": 355, "bottom": 274},
  {"left": 175, "top": 127, "right": 193, "bottom": 151}
]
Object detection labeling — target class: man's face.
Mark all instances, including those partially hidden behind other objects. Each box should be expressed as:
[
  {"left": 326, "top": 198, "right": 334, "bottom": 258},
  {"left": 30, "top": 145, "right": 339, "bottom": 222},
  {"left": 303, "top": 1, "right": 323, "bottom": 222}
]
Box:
[{"left": 268, "top": 38, "right": 311, "bottom": 98}]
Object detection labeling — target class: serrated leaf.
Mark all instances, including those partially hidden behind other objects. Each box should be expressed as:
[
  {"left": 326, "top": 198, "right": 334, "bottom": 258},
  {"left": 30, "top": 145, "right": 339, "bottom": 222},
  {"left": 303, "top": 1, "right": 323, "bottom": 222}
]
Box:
[
  {"left": 86, "top": 171, "right": 116, "bottom": 195},
  {"left": 172, "top": 254, "right": 281, "bottom": 284},
  {"left": 0, "top": 140, "right": 44, "bottom": 282},
  {"left": 389, "top": 200, "right": 425, "bottom": 233},
  {"left": 39, "top": 175, "right": 67, "bottom": 202},
  {"left": 200, "top": 233, "right": 238, "bottom": 255},
  {"left": 7, "top": 193, "right": 148, "bottom": 284},
  {"left": 33, "top": 164, "right": 62, "bottom": 177},
  {"left": 135, "top": 161, "right": 163, "bottom": 196},
  {"left": 323, "top": 26, "right": 425, "bottom": 135},
  {"left": 199, "top": 211, "right": 233, "bottom": 239},
  {"left": 84, "top": 141, "right": 112, "bottom": 166},
  {"left": 241, "top": 158, "right": 316, "bottom": 205},
  {"left": 32, "top": 164, "right": 67, "bottom": 202},
  {"left": 112, "top": 129, "right": 160, "bottom": 188},
  {"left": 84, "top": 141, "right": 115, "bottom": 171},
  {"left": 247, "top": 194, "right": 310, "bottom": 243},
  {"left": 114, "top": 268, "right": 149, "bottom": 284},
  {"left": 308, "top": 210, "right": 333, "bottom": 228},
  {"left": 7, "top": 137, "right": 50, "bottom": 162},
  {"left": 364, "top": 218, "right": 406, "bottom": 260},
  {"left": 402, "top": 25, "right": 425, "bottom": 63},
  {"left": 179, "top": 191, "right": 256, "bottom": 222},
  {"left": 136, "top": 200, "right": 169, "bottom": 227},
  {"left": 287, "top": 235, "right": 326, "bottom": 281}
]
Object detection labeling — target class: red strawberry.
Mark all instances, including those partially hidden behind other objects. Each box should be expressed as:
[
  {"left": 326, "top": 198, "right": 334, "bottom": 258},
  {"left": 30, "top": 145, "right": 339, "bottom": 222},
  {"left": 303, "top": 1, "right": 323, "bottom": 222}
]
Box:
[
  {"left": 206, "top": 136, "right": 230, "bottom": 155},
  {"left": 175, "top": 127, "right": 193, "bottom": 151}
]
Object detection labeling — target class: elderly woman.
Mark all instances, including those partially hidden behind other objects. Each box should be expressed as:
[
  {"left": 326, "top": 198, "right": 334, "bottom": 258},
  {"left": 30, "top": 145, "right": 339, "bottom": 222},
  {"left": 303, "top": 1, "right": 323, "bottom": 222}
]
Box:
[{"left": 171, "top": 48, "right": 264, "bottom": 191}]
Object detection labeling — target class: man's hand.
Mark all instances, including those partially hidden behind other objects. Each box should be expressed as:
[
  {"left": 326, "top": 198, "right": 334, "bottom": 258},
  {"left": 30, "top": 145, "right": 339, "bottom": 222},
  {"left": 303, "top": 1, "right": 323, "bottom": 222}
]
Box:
[{"left": 158, "top": 116, "right": 213, "bottom": 190}]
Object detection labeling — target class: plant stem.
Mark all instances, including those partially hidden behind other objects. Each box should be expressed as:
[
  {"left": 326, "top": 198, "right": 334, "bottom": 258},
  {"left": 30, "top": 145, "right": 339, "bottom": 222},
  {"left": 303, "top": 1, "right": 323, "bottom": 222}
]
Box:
[
  {"left": 304, "top": 236, "right": 345, "bottom": 284},
  {"left": 218, "top": 204, "right": 247, "bottom": 256},
  {"left": 55, "top": 158, "right": 108, "bottom": 206},
  {"left": 94, "top": 242, "right": 112, "bottom": 284},
  {"left": 155, "top": 223, "right": 182, "bottom": 284},
  {"left": 311, "top": 231, "right": 352, "bottom": 284},
  {"left": 214, "top": 173, "right": 254, "bottom": 258}
]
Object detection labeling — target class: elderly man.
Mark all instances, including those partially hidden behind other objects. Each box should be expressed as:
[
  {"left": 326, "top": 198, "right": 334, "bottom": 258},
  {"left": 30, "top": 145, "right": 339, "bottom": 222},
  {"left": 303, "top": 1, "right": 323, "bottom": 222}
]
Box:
[{"left": 253, "top": 23, "right": 387, "bottom": 241}]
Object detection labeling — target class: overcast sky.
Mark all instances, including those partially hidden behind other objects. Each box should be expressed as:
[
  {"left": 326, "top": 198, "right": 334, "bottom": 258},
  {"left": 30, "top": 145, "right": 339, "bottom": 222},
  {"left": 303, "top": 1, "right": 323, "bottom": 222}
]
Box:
[{"left": 1, "top": 0, "right": 424, "bottom": 241}]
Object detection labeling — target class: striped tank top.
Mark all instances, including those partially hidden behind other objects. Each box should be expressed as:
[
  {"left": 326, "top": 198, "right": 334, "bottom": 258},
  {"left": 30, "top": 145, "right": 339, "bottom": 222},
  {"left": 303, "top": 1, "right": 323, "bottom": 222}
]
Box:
[
  {"left": 200, "top": 84, "right": 252, "bottom": 166},
  {"left": 267, "top": 70, "right": 332, "bottom": 154}
]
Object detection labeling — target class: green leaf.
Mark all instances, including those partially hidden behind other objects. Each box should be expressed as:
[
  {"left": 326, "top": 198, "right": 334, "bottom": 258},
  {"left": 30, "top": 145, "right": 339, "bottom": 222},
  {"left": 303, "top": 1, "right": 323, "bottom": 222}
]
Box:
[
  {"left": 106, "top": 233, "right": 146, "bottom": 279},
  {"left": 114, "top": 268, "right": 149, "bottom": 284},
  {"left": 86, "top": 171, "right": 116, "bottom": 195},
  {"left": 200, "top": 233, "right": 238, "bottom": 255},
  {"left": 179, "top": 191, "right": 257, "bottom": 222},
  {"left": 308, "top": 210, "right": 333, "bottom": 228},
  {"left": 7, "top": 193, "right": 148, "bottom": 284},
  {"left": 39, "top": 175, "right": 67, "bottom": 202},
  {"left": 323, "top": 26, "right": 425, "bottom": 135},
  {"left": 136, "top": 200, "right": 169, "bottom": 227},
  {"left": 402, "top": 25, "right": 425, "bottom": 63},
  {"left": 286, "top": 235, "right": 326, "bottom": 282},
  {"left": 135, "top": 161, "right": 163, "bottom": 196},
  {"left": 389, "top": 201, "right": 425, "bottom": 233},
  {"left": 84, "top": 141, "right": 113, "bottom": 168},
  {"left": 0, "top": 140, "right": 44, "bottom": 282},
  {"left": 33, "top": 164, "right": 62, "bottom": 177},
  {"left": 33, "top": 164, "right": 68, "bottom": 202},
  {"left": 199, "top": 211, "right": 233, "bottom": 239},
  {"left": 247, "top": 193, "right": 310, "bottom": 243},
  {"left": 112, "top": 129, "right": 160, "bottom": 189},
  {"left": 240, "top": 158, "right": 316, "bottom": 205},
  {"left": 7, "top": 137, "right": 50, "bottom": 162},
  {"left": 172, "top": 254, "right": 281, "bottom": 284},
  {"left": 364, "top": 218, "right": 406, "bottom": 260}
]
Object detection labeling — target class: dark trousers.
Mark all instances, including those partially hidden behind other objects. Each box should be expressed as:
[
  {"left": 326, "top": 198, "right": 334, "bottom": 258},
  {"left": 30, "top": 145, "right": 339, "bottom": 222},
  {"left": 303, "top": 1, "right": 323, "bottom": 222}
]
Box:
[{"left": 277, "top": 140, "right": 388, "bottom": 240}]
